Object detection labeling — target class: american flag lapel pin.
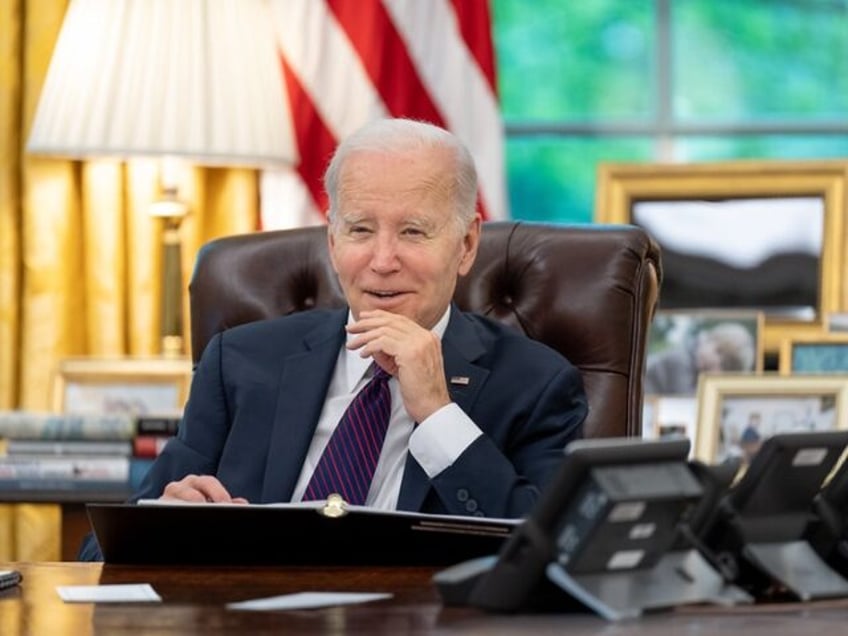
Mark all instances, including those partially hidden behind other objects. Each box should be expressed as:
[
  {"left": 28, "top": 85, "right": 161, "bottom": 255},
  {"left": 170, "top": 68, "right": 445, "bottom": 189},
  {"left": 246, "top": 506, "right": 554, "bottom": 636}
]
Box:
[{"left": 450, "top": 376, "right": 470, "bottom": 386}]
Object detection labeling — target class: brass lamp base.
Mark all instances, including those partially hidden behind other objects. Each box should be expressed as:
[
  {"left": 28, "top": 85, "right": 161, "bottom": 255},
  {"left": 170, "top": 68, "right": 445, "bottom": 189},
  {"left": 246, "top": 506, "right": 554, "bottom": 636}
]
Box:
[{"left": 161, "top": 335, "right": 184, "bottom": 359}]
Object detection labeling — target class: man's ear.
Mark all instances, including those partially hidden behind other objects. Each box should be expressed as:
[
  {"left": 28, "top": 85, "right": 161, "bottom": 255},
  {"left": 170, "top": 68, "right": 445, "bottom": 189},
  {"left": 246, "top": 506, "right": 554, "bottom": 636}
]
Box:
[
  {"left": 327, "top": 226, "right": 340, "bottom": 274},
  {"left": 458, "top": 214, "right": 482, "bottom": 276}
]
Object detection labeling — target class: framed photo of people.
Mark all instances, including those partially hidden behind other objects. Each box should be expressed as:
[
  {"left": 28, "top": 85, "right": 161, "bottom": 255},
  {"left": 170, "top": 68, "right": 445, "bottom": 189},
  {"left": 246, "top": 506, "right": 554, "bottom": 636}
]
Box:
[
  {"left": 595, "top": 159, "right": 848, "bottom": 353},
  {"left": 694, "top": 373, "right": 848, "bottom": 464},
  {"left": 644, "top": 309, "right": 764, "bottom": 396}
]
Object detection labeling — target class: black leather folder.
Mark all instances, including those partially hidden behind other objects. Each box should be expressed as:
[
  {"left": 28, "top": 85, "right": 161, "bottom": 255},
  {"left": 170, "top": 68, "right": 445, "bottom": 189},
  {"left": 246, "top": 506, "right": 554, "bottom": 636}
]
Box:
[{"left": 87, "top": 501, "right": 518, "bottom": 566}]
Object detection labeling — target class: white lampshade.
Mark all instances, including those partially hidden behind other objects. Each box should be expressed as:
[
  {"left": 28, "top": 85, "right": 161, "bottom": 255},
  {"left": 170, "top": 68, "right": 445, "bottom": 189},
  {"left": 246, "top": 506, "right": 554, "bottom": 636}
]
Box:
[{"left": 27, "top": 0, "right": 296, "bottom": 167}]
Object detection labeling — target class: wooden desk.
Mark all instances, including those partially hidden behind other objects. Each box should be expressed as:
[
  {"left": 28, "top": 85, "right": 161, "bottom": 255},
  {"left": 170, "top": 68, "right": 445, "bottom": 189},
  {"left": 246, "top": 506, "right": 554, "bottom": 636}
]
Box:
[{"left": 2, "top": 561, "right": 848, "bottom": 635}]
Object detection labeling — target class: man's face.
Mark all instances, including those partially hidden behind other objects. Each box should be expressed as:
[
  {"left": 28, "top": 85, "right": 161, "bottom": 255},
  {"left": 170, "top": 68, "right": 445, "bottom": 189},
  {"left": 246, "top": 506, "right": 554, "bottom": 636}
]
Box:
[{"left": 327, "top": 146, "right": 480, "bottom": 329}]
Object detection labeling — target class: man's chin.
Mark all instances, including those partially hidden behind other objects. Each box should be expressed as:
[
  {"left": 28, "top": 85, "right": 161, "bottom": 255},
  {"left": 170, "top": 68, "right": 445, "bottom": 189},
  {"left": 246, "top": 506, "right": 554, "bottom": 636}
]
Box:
[{"left": 361, "top": 296, "right": 412, "bottom": 315}]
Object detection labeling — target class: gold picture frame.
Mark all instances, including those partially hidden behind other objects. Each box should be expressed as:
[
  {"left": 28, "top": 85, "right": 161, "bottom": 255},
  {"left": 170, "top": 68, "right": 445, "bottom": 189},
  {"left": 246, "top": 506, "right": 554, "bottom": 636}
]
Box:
[
  {"left": 51, "top": 357, "right": 193, "bottom": 415},
  {"left": 595, "top": 159, "right": 848, "bottom": 353},
  {"left": 694, "top": 373, "right": 848, "bottom": 463},
  {"left": 779, "top": 332, "right": 848, "bottom": 375}
]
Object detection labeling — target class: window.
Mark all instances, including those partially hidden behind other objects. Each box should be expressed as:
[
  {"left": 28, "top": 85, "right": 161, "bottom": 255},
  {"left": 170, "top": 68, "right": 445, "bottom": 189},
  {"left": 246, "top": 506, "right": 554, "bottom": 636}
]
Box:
[{"left": 493, "top": 0, "right": 848, "bottom": 223}]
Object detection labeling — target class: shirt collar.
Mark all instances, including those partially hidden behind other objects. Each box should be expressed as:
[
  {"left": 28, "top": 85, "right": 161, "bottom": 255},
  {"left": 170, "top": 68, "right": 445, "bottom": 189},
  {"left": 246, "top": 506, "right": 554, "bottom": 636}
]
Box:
[{"left": 343, "top": 306, "right": 451, "bottom": 391}]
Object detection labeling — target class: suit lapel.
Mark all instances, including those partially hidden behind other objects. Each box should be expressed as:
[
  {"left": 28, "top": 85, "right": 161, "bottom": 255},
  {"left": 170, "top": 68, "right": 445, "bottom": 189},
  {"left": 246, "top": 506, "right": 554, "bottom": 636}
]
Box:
[
  {"left": 397, "top": 309, "right": 490, "bottom": 512},
  {"left": 442, "top": 316, "right": 489, "bottom": 414},
  {"left": 261, "top": 310, "right": 347, "bottom": 502}
]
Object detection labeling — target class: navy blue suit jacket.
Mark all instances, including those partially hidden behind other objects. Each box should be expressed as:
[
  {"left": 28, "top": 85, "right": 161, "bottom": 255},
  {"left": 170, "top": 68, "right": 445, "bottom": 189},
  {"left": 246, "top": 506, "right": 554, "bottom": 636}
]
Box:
[{"left": 79, "top": 306, "right": 586, "bottom": 560}]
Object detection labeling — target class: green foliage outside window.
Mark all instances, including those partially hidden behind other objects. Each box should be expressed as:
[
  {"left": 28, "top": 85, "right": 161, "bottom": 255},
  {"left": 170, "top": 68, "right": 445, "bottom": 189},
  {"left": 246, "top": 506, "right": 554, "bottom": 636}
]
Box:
[{"left": 492, "top": 0, "right": 848, "bottom": 223}]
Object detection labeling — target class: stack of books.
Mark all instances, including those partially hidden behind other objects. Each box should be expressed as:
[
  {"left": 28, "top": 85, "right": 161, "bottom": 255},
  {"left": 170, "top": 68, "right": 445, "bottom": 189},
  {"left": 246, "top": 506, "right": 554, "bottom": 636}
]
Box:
[
  {"left": 0, "top": 411, "right": 180, "bottom": 499},
  {"left": 133, "top": 414, "right": 180, "bottom": 461}
]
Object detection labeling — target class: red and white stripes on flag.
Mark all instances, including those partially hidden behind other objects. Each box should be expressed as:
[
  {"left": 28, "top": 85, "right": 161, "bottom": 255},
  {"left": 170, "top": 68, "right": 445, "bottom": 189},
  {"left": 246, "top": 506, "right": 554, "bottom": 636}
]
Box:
[{"left": 261, "top": 0, "right": 508, "bottom": 229}]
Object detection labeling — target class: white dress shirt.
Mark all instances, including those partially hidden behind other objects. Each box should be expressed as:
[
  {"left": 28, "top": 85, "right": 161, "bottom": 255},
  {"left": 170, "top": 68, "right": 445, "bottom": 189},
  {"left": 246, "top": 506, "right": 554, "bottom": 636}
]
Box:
[{"left": 291, "top": 306, "right": 482, "bottom": 509}]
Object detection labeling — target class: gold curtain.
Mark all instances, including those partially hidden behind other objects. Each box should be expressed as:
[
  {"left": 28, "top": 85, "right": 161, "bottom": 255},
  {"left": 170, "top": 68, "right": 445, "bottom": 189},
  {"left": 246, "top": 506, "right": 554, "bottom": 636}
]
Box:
[{"left": 0, "top": 0, "right": 260, "bottom": 560}]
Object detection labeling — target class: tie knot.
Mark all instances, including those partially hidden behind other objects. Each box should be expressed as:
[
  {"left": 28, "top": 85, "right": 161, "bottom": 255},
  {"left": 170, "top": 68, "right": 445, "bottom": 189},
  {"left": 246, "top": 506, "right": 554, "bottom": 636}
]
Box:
[{"left": 372, "top": 365, "right": 391, "bottom": 383}]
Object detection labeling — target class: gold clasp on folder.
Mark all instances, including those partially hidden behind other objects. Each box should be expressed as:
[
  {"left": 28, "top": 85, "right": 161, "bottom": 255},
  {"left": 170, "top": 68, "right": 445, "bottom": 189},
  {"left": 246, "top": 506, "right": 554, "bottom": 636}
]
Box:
[{"left": 321, "top": 493, "right": 349, "bottom": 518}]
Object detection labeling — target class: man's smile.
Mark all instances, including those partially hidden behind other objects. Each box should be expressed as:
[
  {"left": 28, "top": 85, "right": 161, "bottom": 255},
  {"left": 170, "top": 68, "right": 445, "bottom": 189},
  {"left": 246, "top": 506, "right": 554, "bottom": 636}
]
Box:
[{"left": 365, "top": 289, "right": 406, "bottom": 298}]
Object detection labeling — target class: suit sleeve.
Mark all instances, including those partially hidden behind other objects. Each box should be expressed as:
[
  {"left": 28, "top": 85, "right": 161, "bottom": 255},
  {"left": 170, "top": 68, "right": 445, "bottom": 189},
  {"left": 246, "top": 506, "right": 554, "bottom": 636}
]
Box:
[
  {"left": 129, "top": 333, "right": 232, "bottom": 501},
  {"left": 77, "top": 334, "right": 234, "bottom": 561},
  {"left": 426, "top": 362, "right": 586, "bottom": 519}
]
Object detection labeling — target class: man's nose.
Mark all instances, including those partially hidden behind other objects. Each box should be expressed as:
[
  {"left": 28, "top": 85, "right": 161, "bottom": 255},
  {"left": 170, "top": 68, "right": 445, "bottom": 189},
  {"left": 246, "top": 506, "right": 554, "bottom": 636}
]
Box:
[{"left": 370, "top": 233, "right": 400, "bottom": 271}]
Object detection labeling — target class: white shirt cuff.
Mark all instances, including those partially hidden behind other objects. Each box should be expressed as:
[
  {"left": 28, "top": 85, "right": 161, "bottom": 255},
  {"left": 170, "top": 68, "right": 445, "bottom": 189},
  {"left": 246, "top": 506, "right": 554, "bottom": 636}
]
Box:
[{"left": 408, "top": 402, "right": 482, "bottom": 478}]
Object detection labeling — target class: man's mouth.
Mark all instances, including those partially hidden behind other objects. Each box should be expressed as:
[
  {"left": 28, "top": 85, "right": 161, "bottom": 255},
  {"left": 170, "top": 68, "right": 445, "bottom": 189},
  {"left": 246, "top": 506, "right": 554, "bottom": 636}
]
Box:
[{"left": 367, "top": 290, "right": 403, "bottom": 298}]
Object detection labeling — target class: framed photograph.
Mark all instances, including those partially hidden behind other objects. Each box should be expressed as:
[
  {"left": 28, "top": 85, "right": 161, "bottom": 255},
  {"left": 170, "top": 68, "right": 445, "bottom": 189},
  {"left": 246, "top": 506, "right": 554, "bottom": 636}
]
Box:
[
  {"left": 826, "top": 312, "right": 848, "bottom": 332},
  {"left": 645, "top": 309, "right": 764, "bottom": 396},
  {"left": 642, "top": 395, "right": 698, "bottom": 454},
  {"left": 595, "top": 159, "right": 848, "bottom": 353},
  {"left": 779, "top": 333, "right": 848, "bottom": 374},
  {"left": 694, "top": 374, "right": 848, "bottom": 463},
  {"left": 641, "top": 394, "right": 659, "bottom": 439},
  {"left": 51, "top": 357, "right": 193, "bottom": 415}
]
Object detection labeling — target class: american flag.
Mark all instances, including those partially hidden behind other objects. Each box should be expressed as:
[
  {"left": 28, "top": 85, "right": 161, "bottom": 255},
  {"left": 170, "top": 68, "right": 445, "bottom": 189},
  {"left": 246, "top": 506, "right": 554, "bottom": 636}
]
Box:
[{"left": 261, "top": 0, "right": 507, "bottom": 229}]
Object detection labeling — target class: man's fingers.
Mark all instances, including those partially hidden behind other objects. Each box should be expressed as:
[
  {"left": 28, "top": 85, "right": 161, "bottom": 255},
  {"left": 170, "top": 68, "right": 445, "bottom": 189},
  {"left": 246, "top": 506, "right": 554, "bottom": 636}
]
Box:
[
  {"left": 371, "top": 352, "right": 397, "bottom": 375},
  {"left": 160, "top": 483, "right": 207, "bottom": 503},
  {"left": 347, "top": 310, "right": 415, "bottom": 334},
  {"left": 160, "top": 474, "right": 239, "bottom": 503},
  {"left": 192, "top": 475, "right": 236, "bottom": 502}
]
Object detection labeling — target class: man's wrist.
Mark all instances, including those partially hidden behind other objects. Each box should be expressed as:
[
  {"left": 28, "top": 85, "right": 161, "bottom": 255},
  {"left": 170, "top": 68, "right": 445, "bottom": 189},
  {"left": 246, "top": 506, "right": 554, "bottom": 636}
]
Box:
[{"left": 408, "top": 403, "right": 482, "bottom": 477}]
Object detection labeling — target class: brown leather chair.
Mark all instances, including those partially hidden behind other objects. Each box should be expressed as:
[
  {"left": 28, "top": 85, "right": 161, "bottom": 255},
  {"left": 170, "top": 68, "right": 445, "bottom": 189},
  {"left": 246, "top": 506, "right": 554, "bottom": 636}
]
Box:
[{"left": 188, "top": 221, "right": 662, "bottom": 438}]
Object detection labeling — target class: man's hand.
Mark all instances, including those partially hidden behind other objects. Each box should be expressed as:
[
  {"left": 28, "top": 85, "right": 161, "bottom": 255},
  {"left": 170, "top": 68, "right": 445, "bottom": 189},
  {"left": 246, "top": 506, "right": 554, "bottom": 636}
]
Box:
[
  {"left": 160, "top": 474, "right": 249, "bottom": 503},
  {"left": 346, "top": 310, "right": 451, "bottom": 423}
]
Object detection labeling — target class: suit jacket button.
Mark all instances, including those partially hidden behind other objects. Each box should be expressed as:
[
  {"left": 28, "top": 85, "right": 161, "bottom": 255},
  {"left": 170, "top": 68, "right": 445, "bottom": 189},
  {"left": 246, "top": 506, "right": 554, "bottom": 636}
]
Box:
[
  {"left": 456, "top": 488, "right": 469, "bottom": 502},
  {"left": 465, "top": 499, "right": 478, "bottom": 513}
]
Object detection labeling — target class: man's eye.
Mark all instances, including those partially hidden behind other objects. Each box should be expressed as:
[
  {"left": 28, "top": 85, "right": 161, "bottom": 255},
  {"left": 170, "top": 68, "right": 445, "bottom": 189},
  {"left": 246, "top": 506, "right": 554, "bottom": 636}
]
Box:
[
  {"left": 349, "top": 226, "right": 371, "bottom": 235},
  {"left": 402, "top": 227, "right": 425, "bottom": 237}
]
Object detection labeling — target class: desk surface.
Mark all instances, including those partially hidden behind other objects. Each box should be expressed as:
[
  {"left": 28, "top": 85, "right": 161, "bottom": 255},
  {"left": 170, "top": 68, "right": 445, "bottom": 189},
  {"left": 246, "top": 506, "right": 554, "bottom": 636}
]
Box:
[{"left": 2, "top": 561, "right": 848, "bottom": 635}]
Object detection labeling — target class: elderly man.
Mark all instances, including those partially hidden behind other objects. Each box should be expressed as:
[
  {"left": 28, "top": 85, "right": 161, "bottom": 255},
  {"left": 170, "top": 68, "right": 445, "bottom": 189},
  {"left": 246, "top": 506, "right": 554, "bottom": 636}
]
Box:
[{"left": 79, "top": 118, "right": 586, "bottom": 560}]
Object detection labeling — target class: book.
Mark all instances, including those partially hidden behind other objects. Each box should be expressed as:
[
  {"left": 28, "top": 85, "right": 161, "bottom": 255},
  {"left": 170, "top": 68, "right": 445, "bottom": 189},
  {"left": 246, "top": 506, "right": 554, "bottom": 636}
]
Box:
[
  {"left": 0, "top": 411, "right": 135, "bottom": 441},
  {"left": 0, "top": 439, "right": 132, "bottom": 457},
  {"left": 132, "top": 435, "right": 171, "bottom": 458},
  {"left": 0, "top": 457, "right": 152, "bottom": 498},
  {"left": 0, "top": 456, "right": 129, "bottom": 481},
  {"left": 135, "top": 415, "right": 180, "bottom": 436},
  {"left": 0, "top": 479, "right": 130, "bottom": 493}
]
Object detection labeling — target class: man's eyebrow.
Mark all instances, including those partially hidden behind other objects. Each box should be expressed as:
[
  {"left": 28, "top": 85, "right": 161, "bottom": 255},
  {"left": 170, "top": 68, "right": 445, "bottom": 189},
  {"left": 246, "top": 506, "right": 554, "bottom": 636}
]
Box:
[
  {"left": 402, "top": 216, "right": 433, "bottom": 228},
  {"left": 339, "top": 213, "right": 370, "bottom": 225}
]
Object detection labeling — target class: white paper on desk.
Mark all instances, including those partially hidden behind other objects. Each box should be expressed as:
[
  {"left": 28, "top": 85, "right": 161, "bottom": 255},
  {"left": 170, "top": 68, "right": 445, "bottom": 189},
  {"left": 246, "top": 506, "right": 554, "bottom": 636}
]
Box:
[
  {"left": 56, "top": 584, "right": 162, "bottom": 603},
  {"left": 227, "top": 591, "right": 392, "bottom": 611}
]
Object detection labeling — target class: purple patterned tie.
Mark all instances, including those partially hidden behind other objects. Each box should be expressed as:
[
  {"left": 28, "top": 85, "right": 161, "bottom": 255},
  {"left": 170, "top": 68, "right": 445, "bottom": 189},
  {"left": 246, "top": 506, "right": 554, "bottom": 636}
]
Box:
[{"left": 303, "top": 365, "right": 392, "bottom": 505}]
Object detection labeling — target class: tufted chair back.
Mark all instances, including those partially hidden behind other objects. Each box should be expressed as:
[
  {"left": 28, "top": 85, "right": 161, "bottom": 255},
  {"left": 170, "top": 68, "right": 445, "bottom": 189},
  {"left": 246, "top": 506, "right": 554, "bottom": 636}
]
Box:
[{"left": 188, "top": 221, "right": 662, "bottom": 438}]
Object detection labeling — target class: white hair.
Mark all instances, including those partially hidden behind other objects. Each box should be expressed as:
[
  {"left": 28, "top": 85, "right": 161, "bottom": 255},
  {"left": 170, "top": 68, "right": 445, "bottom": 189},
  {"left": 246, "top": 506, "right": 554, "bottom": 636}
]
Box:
[{"left": 323, "top": 118, "right": 478, "bottom": 231}]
